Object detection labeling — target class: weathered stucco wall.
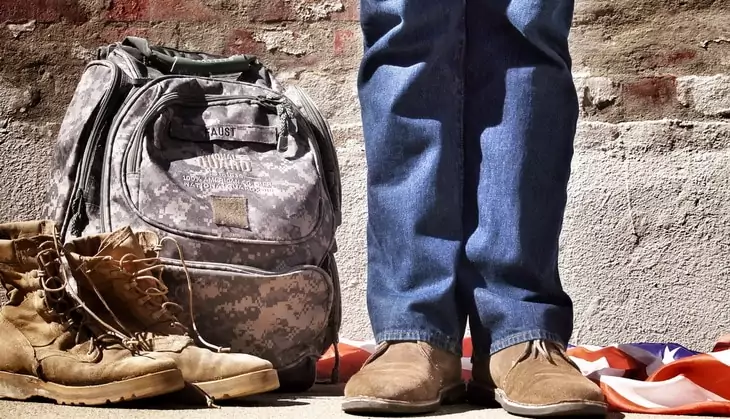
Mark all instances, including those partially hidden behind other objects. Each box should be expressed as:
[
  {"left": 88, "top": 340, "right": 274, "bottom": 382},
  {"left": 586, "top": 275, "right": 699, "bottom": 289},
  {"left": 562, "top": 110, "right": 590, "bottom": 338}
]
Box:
[{"left": 1, "top": 0, "right": 729, "bottom": 351}]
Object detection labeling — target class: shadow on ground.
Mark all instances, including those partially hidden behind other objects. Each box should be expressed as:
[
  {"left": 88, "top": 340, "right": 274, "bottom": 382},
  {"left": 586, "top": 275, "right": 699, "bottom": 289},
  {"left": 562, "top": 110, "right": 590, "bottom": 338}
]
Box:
[
  {"left": 12, "top": 384, "right": 628, "bottom": 418},
  {"left": 101, "top": 384, "right": 483, "bottom": 415},
  {"left": 239, "top": 384, "right": 484, "bottom": 416}
]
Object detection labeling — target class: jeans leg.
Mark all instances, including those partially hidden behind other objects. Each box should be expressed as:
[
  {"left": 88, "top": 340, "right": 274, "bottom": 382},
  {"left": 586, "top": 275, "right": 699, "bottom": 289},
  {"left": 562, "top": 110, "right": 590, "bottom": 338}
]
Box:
[
  {"left": 462, "top": 0, "right": 578, "bottom": 356},
  {"left": 358, "top": 0, "right": 467, "bottom": 355}
]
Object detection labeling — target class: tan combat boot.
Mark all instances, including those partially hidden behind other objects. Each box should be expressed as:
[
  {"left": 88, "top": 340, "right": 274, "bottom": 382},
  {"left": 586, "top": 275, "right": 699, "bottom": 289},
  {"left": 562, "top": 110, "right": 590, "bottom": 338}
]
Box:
[
  {"left": 469, "top": 340, "right": 607, "bottom": 417},
  {"left": 342, "top": 341, "right": 465, "bottom": 414},
  {"left": 63, "top": 226, "right": 280, "bottom": 401},
  {"left": 0, "top": 220, "right": 185, "bottom": 405}
]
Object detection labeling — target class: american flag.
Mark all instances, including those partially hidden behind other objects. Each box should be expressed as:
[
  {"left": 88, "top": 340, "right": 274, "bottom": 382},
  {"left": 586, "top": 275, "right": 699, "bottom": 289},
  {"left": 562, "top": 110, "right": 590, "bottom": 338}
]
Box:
[{"left": 316, "top": 336, "right": 730, "bottom": 415}]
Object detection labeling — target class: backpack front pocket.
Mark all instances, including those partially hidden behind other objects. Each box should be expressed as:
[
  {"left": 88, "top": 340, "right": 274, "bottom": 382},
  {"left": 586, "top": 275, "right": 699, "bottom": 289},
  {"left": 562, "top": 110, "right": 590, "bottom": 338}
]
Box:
[
  {"left": 122, "top": 93, "right": 326, "bottom": 244},
  {"left": 162, "top": 261, "right": 335, "bottom": 370}
]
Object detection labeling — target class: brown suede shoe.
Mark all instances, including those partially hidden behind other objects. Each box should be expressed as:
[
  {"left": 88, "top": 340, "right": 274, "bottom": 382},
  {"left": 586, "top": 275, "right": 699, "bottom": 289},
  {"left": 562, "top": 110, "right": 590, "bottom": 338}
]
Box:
[
  {"left": 342, "top": 341, "right": 465, "bottom": 415},
  {"left": 469, "top": 340, "right": 607, "bottom": 417}
]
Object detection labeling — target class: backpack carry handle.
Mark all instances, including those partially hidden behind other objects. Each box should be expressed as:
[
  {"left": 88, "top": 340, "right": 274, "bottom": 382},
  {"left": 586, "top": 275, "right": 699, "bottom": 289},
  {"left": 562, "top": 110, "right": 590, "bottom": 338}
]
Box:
[{"left": 121, "top": 36, "right": 257, "bottom": 76}]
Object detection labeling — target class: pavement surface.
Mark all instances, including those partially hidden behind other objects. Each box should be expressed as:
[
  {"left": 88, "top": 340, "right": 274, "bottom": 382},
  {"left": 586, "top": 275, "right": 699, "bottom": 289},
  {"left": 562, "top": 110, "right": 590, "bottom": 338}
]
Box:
[{"left": 0, "top": 385, "right": 722, "bottom": 419}]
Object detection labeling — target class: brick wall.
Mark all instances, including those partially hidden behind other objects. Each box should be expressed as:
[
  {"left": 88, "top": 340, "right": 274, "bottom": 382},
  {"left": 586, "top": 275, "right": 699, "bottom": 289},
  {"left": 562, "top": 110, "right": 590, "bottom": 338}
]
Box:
[{"left": 1, "top": 0, "right": 729, "bottom": 350}]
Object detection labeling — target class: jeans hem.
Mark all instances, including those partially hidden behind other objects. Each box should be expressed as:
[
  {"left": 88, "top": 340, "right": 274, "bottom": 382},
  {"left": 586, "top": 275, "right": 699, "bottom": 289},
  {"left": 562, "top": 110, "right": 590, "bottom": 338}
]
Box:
[
  {"left": 484, "top": 330, "right": 566, "bottom": 356},
  {"left": 375, "top": 330, "right": 462, "bottom": 356}
]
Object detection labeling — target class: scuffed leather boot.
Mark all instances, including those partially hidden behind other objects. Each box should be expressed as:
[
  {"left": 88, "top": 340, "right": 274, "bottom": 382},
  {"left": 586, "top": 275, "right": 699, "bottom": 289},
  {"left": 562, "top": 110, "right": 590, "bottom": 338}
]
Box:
[
  {"left": 0, "top": 220, "right": 185, "bottom": 405},
  {"left": 342, "top": 341, "right": 465, "bottom": 414},
  {"left": 64, "top": 226, "right": 280, "bottom": 401},
  {"left": 469, "top": 340, "right": 607, "bottom": 417}
]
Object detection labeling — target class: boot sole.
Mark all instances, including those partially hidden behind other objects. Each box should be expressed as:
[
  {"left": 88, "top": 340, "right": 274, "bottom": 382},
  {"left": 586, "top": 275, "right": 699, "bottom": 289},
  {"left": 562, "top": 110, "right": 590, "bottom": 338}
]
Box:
[
  {"left": 0, "top": 369, "right": 185, "bottom": 406},
  {"left": 468, "top": 380, "right": 608, "bottom": 417},
  {"left": 193, "top": 368, "right": 280, "bottom": 400},
  {"left": 341, "top": 382, "right": 466, "bottom": 415}
]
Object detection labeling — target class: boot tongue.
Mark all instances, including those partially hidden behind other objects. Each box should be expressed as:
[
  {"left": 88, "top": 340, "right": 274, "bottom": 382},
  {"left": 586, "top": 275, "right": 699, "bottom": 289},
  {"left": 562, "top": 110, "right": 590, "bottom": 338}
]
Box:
[{"left": 97, "top": 227, "right": 147, "bottom": 261}]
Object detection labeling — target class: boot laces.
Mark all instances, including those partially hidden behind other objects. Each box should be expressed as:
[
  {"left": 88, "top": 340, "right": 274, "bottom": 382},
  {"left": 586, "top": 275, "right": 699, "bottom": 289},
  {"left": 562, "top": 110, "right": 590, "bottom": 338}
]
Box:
[
  {"left": 80, "top": 236, "right": 229, "bottom": 353},
  {"left": 35, "top": 233, "right": 138, "bottom": 355}
]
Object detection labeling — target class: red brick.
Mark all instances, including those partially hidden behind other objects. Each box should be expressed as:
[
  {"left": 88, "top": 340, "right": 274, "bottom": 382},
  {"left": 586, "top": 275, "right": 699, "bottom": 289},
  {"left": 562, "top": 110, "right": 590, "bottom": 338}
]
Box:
[
  {"left": 623, "top": 76, "right": 677, "bottom": 105},
  {"left": 0, "top": 0, "right": 88, "bottom": 23},
  {"left": 645, "top": 49, "right": 698, "bottom": 69},
  {"left": 106, "top": 0, "right": 148, "bottom": 21},
  {"left": 225, "top": 29, "right": 267, "bottom": 56},
  {"left": 333, "top": 29, "right": 354, "bottom": 55},
  {"left": 620, "top": 76, "right": 680, "bottom": 119}
]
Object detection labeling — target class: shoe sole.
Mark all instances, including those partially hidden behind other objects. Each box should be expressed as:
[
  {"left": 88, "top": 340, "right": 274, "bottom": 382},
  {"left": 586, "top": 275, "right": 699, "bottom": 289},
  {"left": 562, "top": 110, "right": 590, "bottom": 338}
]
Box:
[
  {"left": 0, "top": 369, "right": 185, "bottom": 405},
  {"left": 468, "top": 381, "right": 608, "bottom": 417},
  {"left": 341, "top": 382, "right": 466, "bottom": 415},
  {"left": 193, "top": 368, "right": 280, "bottom": 400}
]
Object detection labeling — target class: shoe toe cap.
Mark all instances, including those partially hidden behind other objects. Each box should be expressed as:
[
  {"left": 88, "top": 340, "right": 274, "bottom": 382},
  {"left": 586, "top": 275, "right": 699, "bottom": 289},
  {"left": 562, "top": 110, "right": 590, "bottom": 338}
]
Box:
[
  {"left": 503, "top": 373, "right": 606, "bottom": 405},
  {"left": 344, "top": 368, "right": 437, "bottom": 402}
]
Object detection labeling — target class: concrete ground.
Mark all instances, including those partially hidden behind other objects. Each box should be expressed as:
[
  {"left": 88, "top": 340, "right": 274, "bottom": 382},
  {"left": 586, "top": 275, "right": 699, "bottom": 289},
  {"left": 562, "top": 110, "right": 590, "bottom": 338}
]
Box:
[{"left": 0, "top": 385, "right": 721, "bottom": 419}]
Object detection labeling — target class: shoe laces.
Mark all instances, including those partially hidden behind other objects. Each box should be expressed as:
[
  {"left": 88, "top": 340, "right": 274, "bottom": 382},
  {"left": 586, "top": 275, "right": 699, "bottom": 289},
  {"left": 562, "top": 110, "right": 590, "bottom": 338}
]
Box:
[
  {"left": 79, "top": 236, "right": 229, "bottom": 353},
  {"left": 35, "top": 232, "right": 138, "bottom": 355},
  {"left": 516, "top": 340, "right": 563, "bottom": 365},
  {"left": 515, "top": 340, "right": 583, "bottom": 374}
]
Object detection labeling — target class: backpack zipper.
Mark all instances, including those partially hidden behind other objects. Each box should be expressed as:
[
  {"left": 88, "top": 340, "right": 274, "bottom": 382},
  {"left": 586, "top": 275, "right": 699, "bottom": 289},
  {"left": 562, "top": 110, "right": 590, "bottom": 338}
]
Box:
[
  {"left": 64, "top": 62, "right": 123, "bottom": 238},
  {"left": 159, "top": 256, "right": 322, "bottom": 276},
  {"left": 124, "top": 93, "right": 286, "bottom": 174},
  {"left": 285, "top": 85, "right": 342, "bottom": 227}
]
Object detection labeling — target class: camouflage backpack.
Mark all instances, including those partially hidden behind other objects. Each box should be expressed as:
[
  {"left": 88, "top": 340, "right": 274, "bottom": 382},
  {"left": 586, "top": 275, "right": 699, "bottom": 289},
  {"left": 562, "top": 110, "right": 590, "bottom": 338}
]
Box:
[{"left": 42, "top": 37, "right": 342, "bottom": 391}]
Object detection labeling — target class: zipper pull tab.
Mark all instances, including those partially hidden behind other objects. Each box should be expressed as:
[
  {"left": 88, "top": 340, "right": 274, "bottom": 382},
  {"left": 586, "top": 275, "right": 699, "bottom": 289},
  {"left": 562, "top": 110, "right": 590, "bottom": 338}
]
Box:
[
  {"left": 276, "top": 103, "right": 296, "bottom": 152},
  {"left": 68, "top": 190, "right": 88, "bottom": 237}
]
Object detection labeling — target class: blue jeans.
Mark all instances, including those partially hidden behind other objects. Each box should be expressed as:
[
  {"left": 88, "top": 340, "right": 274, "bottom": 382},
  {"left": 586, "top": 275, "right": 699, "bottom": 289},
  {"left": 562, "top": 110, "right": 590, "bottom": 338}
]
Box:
[{"left": 359, "top": 0, "right": 578, "bottom": 358}]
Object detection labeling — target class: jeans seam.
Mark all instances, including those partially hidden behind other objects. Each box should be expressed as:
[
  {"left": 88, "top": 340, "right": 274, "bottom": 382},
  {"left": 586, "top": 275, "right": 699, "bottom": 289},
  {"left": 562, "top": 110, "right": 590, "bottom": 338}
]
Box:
[
  {"left": 375, "top": 329, "right": 463, "bottom": 356},
  {"left": 482, "top": 329, "right": 566, "bottom": 356},
  {"left": 456, "top": 0, "right": 465, "bottom": 216}
]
